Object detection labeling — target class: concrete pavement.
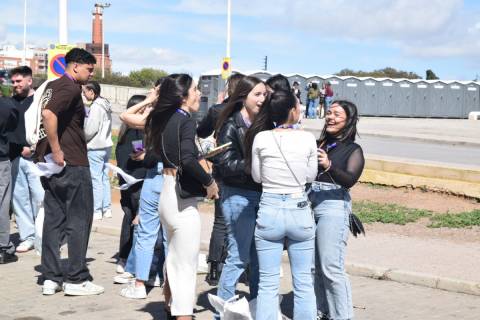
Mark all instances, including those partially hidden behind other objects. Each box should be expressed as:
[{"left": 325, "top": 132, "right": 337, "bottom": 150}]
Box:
[
  {"left": 2, "top": 230, "right": 480, "bottom": 320},
  {"left": 87, "top": 200, "right": 480, "bottom": 298}
]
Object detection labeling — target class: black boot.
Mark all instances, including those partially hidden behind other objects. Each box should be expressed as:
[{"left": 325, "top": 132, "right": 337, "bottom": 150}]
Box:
[
  {"left": 0, "top": 250, "right": 18, "bottom": 264},
  {"left": 206, "top": 261, "right": 220, "bottom": 286}
]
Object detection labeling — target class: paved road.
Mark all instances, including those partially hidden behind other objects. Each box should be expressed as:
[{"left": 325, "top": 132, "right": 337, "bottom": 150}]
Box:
[
  {"left": 357, "top": 135, "right": 480, "bottom": 167},
  {"left": 2, "top": 231, "right": 480, "bottom": 320}
]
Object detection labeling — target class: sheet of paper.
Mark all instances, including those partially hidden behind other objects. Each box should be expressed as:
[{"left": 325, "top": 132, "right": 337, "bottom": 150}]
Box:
[{"left": 105, "top": 163, "right": 143, "bottom": 190}]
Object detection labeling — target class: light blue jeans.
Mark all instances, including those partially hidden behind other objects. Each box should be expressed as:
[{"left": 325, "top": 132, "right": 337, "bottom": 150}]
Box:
[
  {"left": 308, "top": 98, "right": 319, "bottom": 119},
  {"left": 11, "top": 157, "right": 44, "bottom": 242},
  {"left": 125, "top": 163, "right": 168, "bottom": 281},
  {"left": 255, "top": 192, "right": 316, "bottom": 320},
  {"left": 325, "top": 96, "right": 334, "bottom": 111},
  {"left": 309, "top": 182, "right": 353, "bottom": 320},
  {"left": 87, "top": 147, "right": 112, "bottom": 213},
  {"left": 217, "top": 185, "right": 261, "bottom": 303}
]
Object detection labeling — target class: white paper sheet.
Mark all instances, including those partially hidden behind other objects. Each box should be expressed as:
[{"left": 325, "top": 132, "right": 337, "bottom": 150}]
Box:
[{"left": 105, "top": 163, "right": 143, "bottom": 190}]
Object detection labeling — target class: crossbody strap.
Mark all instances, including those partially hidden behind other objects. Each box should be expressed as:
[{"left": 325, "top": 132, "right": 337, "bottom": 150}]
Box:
[
  {"left": 160, "top": 122, "right": 182, "bottom": 173},
  {"left": 271, "top": 131, "right": 303, "bottom": 188}
]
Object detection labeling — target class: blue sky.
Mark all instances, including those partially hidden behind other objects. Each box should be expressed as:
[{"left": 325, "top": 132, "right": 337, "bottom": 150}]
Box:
[{"left": 1, "top": 0, "right": 480, "bottom": 80}]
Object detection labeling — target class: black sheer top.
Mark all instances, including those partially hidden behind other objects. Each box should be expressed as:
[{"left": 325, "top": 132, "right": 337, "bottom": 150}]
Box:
[
  {"left": 316, "top": 137, "right": 365, "bottom": 189},
  {"left": 160, "top": 111, "right": 213, "bottom": 186}
]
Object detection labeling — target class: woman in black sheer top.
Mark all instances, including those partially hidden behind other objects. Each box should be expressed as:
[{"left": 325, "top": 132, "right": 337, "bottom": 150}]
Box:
[
  {"left": 145, "top": 74, "right": 219, "bottom": 320},
  {"left": 309, "top": 100, "right": 365, "bottom": 320}
]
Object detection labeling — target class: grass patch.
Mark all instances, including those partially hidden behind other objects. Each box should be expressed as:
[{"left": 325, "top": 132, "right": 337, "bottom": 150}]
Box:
[
  {"left": 428, "top": 210, "right": 480, "bottom": 228},
  {"left": 352, "top": 200, "right": 432, "bottom": 225},
  {"left": 111, "top": 134, "right": 118, "bottom": 160}
]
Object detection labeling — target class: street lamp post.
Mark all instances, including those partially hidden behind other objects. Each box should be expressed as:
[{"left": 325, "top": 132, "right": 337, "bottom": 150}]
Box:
[
  {"left": 22, "top": 0, "right": 27, "bottom": 65},
  {"left": 59, "top": 0, "right": 68, "bottom": 44}
]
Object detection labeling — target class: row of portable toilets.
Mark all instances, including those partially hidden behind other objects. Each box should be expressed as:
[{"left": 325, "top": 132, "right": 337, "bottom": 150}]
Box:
[{"left": 198, "top": 70, "right": 480, "bottom": 119}]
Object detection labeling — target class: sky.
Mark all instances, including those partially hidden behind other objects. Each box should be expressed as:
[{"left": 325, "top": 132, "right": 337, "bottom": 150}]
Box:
[{"left": 1, "top": 0, "right": 480, "bottom": 80}]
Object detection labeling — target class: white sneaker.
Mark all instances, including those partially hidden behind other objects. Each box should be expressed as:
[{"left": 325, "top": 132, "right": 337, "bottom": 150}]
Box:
[
  {"left": 93, "top": 211, "right": 103, "bottom": 220},
  {"left": 145, "top": 275, "right": 163, "bottom": 287},
  {"left": 16, "top": 239, "right": 35, "bottom": 253},
  {"left": 63, "top": 281, "right": 104, "bottom": 296},
  {"left": 43, "top": 280, "right": 62, "bottom": 295},
  {"left": 116, "top": 260, "right": 126, "bottom": 274},
  {"left": 103, "top": 209, "right": 112, "bottom": 218},
  {"left": 113, "top": 272, "right": 135, "bottom": 284},
  {"left": 120, "top": 283, "right": 147, "bottom": 299}
]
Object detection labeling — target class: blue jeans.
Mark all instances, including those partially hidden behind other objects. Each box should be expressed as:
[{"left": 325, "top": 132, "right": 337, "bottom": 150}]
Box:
[
  {"left": 309, "top": 182, "right": 353, "bottom": 320},
  {"left": 87, "top": 148, "right": 111, "bottom": 213},
  {"left": 307, "top": 98, "right": 319, "bottom": 119},
  {"left": 255, "top": 192, "right": 316, "bottom": 320},
  {"left": 125, "top": 163, "right": 168, "bottom": 281},
  {"left": 217, "top": 185, "right": 261, "bottom": 303},
  {"left": 11, "top": 157, "right": 44, "bottom": 242},
  {"left": 325, "top": 96, "right": 333, "bottom": 111}
]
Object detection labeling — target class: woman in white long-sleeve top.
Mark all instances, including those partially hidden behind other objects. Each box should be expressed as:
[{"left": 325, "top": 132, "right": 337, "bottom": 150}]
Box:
[
  {"left": 83, "top": 81, "right": 113, "bottom": 220},
  {"left": 245, "top": 89, "right": 318, "bottom": 320}
]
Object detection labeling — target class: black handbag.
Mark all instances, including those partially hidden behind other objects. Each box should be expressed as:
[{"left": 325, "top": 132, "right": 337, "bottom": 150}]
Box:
[{"left": 161, "top": 123, "right": 207, "bottom": 199}]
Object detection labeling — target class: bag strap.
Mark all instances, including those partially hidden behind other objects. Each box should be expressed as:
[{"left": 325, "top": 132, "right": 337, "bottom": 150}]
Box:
[{"left": 271, "top": 131, "right": 303, "bottom": 189}]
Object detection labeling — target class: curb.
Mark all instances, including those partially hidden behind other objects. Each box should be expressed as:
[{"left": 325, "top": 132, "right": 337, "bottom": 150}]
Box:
[
  {"left": 91, "top": 226, "right": 480, "bottom": 297},
  {"left": 359, "top": 132, "right": 480, "bottom": 148}
]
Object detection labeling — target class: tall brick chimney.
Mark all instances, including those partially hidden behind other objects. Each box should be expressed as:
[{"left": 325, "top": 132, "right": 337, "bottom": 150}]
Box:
[{"left": 92, "top": 5, "right": 103, "bottom": 45}]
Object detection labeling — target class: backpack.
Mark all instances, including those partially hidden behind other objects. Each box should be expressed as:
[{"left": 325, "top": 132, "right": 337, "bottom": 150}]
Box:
[{"left": 24, "top": 79, "right": 54, "bottom": 146}]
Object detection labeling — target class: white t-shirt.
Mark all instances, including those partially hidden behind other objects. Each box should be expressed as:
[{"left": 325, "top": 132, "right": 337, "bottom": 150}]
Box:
[{"left": 251, "top": 130, "right": 318, "bottom": 194}]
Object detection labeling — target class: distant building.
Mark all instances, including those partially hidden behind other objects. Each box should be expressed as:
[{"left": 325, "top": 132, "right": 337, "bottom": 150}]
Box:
[
  {"left": 83, "top": 3, "right": 112, "bottom": 73},
  {"left": 0, "top": 45, "right": 48, "bottom": 74}
]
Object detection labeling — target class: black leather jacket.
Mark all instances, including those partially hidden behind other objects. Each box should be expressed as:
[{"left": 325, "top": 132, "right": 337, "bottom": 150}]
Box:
[{"left": 215, "top": 111, "right": 261, "bottom": 192}]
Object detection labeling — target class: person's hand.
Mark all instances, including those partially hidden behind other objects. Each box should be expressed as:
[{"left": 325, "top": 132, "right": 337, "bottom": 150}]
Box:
[
  {"left": 21, "top": 147, "right": 32, "bottom": 158},
  {"left": 145, "top": 85, "right": 160, "bottom": 105},
  {"left": 143, "top": 105, "right": 153, "bottom": 116},
  {"left": 205, "top": 180, "right": 219, "bottom": 200},
  {"left": 318, "top": 148, "right": 330, "bottom": 169},
  {"left": 130, "top": 150, "right": 145, "bottom": 161},
  {"left": 52, "top": 149, "right": 64, "bottom": 166},
  {"left": 216, "top": 91, "right": 225, "bottom": 104}
]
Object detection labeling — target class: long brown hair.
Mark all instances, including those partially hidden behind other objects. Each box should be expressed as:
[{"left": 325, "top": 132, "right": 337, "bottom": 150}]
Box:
[{"left": 214, "top": 76, "right": 264, "bottom": 135}]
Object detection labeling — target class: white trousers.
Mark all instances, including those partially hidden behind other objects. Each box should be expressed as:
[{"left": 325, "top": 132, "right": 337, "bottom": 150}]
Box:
[{"left": 159, "top": 175, "right": 201, "bottom": 316}]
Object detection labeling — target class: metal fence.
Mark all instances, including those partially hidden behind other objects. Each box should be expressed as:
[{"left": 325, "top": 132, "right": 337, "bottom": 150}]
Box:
[{"left": 198, "top": 70, "right": 480, "bottom": 118}]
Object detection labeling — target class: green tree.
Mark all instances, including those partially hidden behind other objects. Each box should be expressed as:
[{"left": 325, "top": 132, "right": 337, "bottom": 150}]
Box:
[
  {"left": 336, "top": 67, "right": 421, "bottom": 79},
  {"left": 425, "top": 69, "right": 439, "bottom": 80},
  {"left": 128, "top": 68, "right": 168, "bottom": 87}
]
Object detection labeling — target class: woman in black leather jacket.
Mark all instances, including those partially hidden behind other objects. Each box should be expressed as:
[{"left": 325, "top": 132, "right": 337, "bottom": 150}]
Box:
[{"left": 214, "top": 76, "right": 267, "bottom": 308}]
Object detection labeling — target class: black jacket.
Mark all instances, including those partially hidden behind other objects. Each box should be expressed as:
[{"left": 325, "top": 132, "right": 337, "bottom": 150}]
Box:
[
  {"left": 215, "top": 111, "right": 261, "bottom": 192},
  {"left": 0, "top": 98, "right": 19, "bottom": 161},
  {"left": 197, "top": 103, "right": 225, "bottom": 138}
]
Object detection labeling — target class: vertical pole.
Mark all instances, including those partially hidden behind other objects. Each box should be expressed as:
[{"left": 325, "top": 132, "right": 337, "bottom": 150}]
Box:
[
  {"left": 226, "top": 0, "right": 231, "bottom": 59},
  {"left": 22, "top": 0, "right": 27, "bottom": 65},
  {"left": 102, "top": 11, "right": 105, "bottom": 78},
  {"left": 58, "top": 0, "right": 68, "bottom": 44}
]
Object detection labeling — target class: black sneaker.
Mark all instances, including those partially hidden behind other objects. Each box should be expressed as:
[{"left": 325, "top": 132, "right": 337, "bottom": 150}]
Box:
[{"left": 0, "top": 251, "right": 18, "bottom": 264}]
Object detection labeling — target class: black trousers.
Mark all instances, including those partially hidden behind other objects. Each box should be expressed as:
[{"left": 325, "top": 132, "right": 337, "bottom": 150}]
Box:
[
  {"left": 118, "top": 182, "right": 143, "bottom": 260},
  {"left": 41, "top": 166, "right": 94, "bottom": 284},
  {"left": 207, "top": 195, "right": 228, "bottom": 263}
]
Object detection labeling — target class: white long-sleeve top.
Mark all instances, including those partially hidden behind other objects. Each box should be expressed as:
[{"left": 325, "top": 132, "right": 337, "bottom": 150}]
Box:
[{"left": 251, "top": 130, "right": 318, "bottom": 194}]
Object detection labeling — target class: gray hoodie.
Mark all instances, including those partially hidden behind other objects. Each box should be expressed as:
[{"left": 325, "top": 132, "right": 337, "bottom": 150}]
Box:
[{"left": 84, "top": 97, "right": 113, "bottom": 150}]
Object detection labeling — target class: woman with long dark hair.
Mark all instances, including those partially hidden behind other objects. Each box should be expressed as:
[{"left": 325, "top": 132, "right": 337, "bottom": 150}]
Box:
[
  {"left": 214, "top": 76, "right": 267, "bottom": 311},
  {"left": 245, "top": 89, "right": 318, "bottom": 319},
  {"left": 310, "top": 100, "right": 364, "bottom": 320},
  {"left": 145, "top": 74, "right": 219, "bottom": 320},
  {"left": 83, "top": 80, "right": 113, "bottom": 220}
]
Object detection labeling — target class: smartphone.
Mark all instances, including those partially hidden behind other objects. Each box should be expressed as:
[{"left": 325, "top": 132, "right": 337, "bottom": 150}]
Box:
[{"left": 131, "top": 140, "right": 144, "bottom": 153}]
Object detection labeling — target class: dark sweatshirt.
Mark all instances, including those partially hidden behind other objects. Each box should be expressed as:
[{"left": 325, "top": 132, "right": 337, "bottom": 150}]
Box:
[{"left": 0, "top": 97, "right": 19, "bottom": 161}]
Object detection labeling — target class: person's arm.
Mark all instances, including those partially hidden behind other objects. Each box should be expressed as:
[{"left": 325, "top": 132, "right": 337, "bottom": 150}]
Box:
[
  {"left": 306, "top": 135, "right": 318, "bottom": 183},
  {"left": 84, "top": 103, "right": 103, "bottom": 142},
  {"left": 329, "top": 147, "right": 365, "bottom": 188},
  {"left": 215, "top": 122, "right": 245, "bottom": 178},
  {"left": 250, "top": 135, "right": 262, "bottom": 183},
  {"left": 41, "top": 109, "right": 63, "bottom": 165},
  {"left": 197, "top": 105, "right": 218, "bottom": 138},
  {"left": 119, "top": 88, "right": 158, "bottom": 129},
  {"left": 180, "top": 119, "right": 213, "bottom": 186}
]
